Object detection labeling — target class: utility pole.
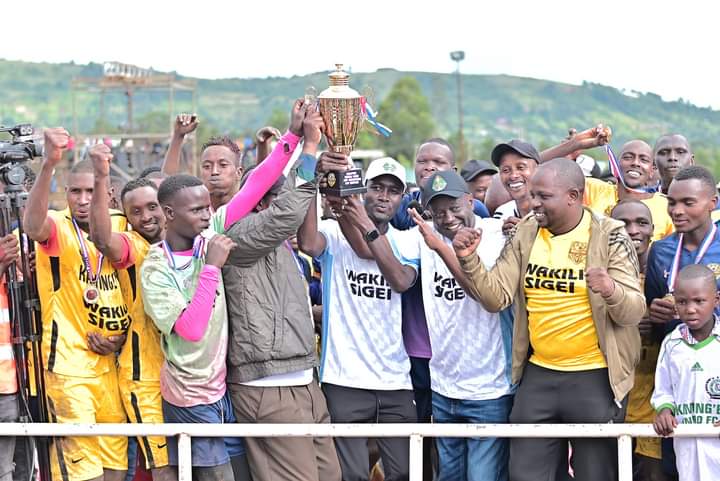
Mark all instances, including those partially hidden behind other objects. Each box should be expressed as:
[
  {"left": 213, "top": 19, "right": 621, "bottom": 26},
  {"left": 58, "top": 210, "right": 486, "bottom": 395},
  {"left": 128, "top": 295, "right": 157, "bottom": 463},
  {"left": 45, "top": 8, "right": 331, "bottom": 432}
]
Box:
[{"left": 450, "top": 51, "right": 465, "bottom": 162}]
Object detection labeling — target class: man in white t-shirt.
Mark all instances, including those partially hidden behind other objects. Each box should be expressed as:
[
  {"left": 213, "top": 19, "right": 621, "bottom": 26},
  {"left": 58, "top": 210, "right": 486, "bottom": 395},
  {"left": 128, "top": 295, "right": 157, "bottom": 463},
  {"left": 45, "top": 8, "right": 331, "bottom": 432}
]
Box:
[
  {"left": 298, "top": 157, "right": 418, "bottom": 481},
  {"left": 401, "top": 170, "right": 515, "bottom": 481}
]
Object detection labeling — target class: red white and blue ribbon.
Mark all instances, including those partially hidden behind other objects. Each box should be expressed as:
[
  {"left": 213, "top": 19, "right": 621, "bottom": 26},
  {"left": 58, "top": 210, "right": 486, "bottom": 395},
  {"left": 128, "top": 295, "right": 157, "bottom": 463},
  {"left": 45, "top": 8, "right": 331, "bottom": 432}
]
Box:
[
  {"left": 361, "top": 97, "right": 392, "bottom": 138},
  {"left": 605, "top": 144, "right": 660, "bottom": 194},
  {"left": 72, "top": 218, "right": 104, "bottom": 284},
  {"left": 161, "top": 236, "right": 205, "bottom": 271},
  {"left": 666, "top": 223, "right": 717, "bottom": 293}
]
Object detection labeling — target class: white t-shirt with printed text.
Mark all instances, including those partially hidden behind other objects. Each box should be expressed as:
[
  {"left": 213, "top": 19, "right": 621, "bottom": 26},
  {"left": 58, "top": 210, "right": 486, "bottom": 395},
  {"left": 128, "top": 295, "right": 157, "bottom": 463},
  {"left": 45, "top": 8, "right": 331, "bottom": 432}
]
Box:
[
  {"left": 318, "top": 220, "right": 416, "bottom": 391},
  {"left": 399, "top": 216, "right": 515, "bottom": 400}
]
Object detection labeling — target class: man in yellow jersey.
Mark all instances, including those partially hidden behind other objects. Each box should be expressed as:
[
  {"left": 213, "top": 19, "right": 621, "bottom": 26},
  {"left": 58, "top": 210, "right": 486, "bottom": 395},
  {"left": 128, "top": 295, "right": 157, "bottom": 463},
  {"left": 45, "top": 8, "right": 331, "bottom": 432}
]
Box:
[
  {"left": 87, "top": 144, "right": 174, "bottom": 481},
  {"left": 583, "top": 139, "right": 674, "bottom": 241},
  {"left": 453, "top": 158, "right": 645, "bottom": 481},
  {"left": 610, "top": 201, "right": 670, "bottom": 481},
  {"left": 23, "top": 128, "right": 129, "bottom": 481}
]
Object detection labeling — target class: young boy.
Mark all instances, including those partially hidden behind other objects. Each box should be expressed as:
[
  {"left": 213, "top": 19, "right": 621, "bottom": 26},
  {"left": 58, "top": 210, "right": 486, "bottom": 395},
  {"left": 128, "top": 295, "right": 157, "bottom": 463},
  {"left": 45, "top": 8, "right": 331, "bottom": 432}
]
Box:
[{"left": 652, "top": 264, "right": 720, "bottom": 481}]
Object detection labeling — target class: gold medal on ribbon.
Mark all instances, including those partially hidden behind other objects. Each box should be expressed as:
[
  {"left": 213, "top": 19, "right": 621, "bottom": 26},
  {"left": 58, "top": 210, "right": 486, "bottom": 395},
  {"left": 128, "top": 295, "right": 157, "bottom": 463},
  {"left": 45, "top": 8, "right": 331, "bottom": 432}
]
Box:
[
  {"left": 83, "top": 285, "right": 100, "bottom": 304},
  {"left": 663, "top": 293, "right": 675, "bottom": 306}
]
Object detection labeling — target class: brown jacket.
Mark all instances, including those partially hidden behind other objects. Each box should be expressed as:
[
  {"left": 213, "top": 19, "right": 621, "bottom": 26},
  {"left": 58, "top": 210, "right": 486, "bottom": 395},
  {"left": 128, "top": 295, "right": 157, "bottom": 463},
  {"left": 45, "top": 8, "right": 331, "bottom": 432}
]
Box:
[{"left": 458, "top": 208, "right": 644, "bottom": 402}]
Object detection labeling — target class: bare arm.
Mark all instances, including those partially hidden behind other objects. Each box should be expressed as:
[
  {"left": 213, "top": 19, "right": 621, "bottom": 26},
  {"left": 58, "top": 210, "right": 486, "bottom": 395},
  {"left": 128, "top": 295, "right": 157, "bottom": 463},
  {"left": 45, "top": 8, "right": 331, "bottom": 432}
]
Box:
[
  {"left": 255, "top": 126, "right": 281, "bottom": 163},
  {"left": 162, "top": 114, "right": 198, "bottom": 175},
  {"left": 343, "top": 196, "right": 416, "bottom": 293},
  {"left": 88, "top": 144, "right": 127, "bottom": 263},
  {"left": 540, "top": 125, "right": 610, "bottom": 162},
  {"left": 24, "top": 128, "right": 69, "bottom": 242}
]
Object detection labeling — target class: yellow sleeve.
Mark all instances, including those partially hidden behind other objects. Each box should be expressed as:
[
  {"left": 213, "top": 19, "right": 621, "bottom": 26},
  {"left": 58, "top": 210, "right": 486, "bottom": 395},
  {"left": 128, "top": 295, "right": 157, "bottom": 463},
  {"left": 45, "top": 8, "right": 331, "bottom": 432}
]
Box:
[{"left": 583, "top": 178, "right": 617, "bottom": 216}]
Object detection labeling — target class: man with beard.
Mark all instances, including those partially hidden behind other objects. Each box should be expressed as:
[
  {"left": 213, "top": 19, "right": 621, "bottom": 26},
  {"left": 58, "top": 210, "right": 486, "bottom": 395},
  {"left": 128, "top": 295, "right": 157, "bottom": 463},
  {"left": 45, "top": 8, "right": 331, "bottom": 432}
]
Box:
[
  {"left": 453, "top": 158, "right": 644, "bottom": 481},
  {"left": 24, "top": 129, "right": 130, "bottom": 481},
  {"left": 402, "top": 170, "right": 514, "bottom": 481},
  {"left": 298, "top": 157, "right": 419, "bottom": 481},
  {"left": 654, "top": 134, "right": 694, "bottom": 195}
]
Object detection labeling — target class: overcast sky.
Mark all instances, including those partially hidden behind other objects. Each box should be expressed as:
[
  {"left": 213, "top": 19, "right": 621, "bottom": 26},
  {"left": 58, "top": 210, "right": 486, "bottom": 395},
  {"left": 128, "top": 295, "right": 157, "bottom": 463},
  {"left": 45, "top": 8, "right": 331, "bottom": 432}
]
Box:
[{"left": 3, "top": 0, "right": 717, "bottom": 108}]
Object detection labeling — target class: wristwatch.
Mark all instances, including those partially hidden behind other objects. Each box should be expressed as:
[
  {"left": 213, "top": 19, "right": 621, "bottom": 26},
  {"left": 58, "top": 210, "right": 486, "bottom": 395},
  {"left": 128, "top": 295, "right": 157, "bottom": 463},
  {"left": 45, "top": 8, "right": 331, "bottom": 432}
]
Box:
[{"left": 364, "top": 228, "right": 380, "bottom": 243}]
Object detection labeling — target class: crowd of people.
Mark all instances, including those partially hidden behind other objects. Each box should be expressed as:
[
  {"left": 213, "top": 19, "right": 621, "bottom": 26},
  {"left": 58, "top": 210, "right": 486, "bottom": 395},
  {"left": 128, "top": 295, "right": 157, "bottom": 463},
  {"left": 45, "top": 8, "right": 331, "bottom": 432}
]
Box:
[{"left": 0, "top": 97, "right": 719, "bottom": 481}]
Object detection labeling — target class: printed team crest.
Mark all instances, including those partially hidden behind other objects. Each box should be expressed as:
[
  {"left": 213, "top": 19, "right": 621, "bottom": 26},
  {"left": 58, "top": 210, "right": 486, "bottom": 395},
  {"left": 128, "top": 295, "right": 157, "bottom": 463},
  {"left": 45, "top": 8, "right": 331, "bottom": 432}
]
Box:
[
  {"left": 383, "top": 162, "right": 395, "bottom": 172},
  {"left": 327, "top": 172, "right": 337, "bottom": 188},
  {"left": 706, "top": 376, "right": 720, "bottom": 400},
  {"left": 568, "top": 241, "right": 588, "bottom": 264},
  {"left": 432, "top": 175, "right": 447, "bottom": 192},
  {"left": 707, "top": 263, "right": 720, "bottom": 278}
]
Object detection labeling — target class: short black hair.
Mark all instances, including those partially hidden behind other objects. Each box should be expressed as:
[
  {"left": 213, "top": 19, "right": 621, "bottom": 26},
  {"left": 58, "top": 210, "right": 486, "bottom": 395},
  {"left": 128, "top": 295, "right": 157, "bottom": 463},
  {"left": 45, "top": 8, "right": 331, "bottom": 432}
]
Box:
[
  {"left": 157, "top": 174, "right": 204, "bottom": 205},
  {"left": 610, "top": 199, "right": 652, "bottom": 220},
  {"left": 677, "top": 263, "right": 716, "bottom": 289},
  {"left": 138, "top": 165, "right": 162, "bottom": 178},
  {"left": 654, "top": 133, "right": 692, "bottom": 153},
  {"left": 202, "top": 136, "right": 241, "bottom": 164},
  {"left": 121, "top": 177, "right": 158, "bottom": 205},
  {"left": 69, "top": 159, "right": 94, "bottom": 175},
  {"left": 418, "top": 138, "right": 455, "bottom": 165},
  {"left": 672, "top": 165, "right": 717, "bottom": 196}
]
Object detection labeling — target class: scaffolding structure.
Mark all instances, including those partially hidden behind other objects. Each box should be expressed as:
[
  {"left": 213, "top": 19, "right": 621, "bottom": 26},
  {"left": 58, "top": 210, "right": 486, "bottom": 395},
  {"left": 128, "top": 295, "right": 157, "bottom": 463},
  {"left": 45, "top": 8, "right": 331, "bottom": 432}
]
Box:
[{"left": 71, "top": 61, "right": 198, "bottom": 179}]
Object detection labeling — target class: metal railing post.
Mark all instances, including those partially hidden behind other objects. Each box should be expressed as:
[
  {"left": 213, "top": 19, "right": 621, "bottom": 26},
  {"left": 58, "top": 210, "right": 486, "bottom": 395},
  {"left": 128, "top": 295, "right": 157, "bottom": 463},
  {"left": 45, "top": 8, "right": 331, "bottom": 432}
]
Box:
[
  {"left": 409, "top": 433, "right": 424, "bottom": 481},
  {"left": 178, "top": 433, "right": 192, "bottom": 481},
  {"left": 617, "top": 434, "right": 633, "bottom": 481}
]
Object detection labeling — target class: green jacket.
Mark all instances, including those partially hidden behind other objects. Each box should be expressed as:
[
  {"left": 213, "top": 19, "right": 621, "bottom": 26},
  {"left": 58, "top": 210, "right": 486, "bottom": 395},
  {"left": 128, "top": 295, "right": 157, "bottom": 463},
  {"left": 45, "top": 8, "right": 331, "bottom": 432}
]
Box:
[{"left": 458, "top": 208, "right": 644, "bottom": 402}]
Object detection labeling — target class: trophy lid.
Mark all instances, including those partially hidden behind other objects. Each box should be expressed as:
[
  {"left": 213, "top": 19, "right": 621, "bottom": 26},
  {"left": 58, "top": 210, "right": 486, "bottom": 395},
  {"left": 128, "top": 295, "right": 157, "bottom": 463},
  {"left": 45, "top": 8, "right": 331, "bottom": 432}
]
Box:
[{"left": 319, "top": 64, "right": 361, "bottom": 99}]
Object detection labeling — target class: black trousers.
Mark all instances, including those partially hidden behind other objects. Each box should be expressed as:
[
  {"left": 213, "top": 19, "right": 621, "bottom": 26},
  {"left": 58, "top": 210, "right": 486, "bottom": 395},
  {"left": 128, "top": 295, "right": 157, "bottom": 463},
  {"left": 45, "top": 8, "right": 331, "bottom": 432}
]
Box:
[
  {"left": 508, "top": 364, "right": 626, "bottom": 481},
  {"left": 322, "top": 383, "right": 417, "bottom": 481}
]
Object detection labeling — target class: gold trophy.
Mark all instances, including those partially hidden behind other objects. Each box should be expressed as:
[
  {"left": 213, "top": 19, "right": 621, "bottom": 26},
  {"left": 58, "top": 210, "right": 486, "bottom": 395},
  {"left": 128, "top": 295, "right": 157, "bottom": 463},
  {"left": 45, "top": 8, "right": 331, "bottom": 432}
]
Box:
[{"left": 317, "top": 64, "right": 367, "bottom": 197}]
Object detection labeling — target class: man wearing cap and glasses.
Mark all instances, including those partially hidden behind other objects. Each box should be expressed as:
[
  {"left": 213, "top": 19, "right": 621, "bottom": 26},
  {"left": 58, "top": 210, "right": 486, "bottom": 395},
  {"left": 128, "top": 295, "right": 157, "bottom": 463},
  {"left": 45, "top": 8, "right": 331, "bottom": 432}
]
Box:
[
  {"left": 402, "top": 169, "right": 514, "bottom": 481},
  {"left": 298, "top": 156, "right": 419, "bottom": 481},
  {"left": 460, "top": 159, "right": 497, "bottom": 204}
]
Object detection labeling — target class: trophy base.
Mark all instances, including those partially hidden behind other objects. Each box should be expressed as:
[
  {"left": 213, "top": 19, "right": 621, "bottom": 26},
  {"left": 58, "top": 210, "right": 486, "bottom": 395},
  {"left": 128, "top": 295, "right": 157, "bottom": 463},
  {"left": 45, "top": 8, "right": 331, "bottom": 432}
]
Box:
[{"left": 319, "top": 168, "right": 367, "bottom": 197}]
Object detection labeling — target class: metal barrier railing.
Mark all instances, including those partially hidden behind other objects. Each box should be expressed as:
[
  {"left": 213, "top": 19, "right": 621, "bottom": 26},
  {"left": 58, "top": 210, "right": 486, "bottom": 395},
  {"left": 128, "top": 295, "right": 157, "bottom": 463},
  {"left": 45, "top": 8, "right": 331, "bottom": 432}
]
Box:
[{"left": 3, "top": 423, "right": 717, "bottom": 481}]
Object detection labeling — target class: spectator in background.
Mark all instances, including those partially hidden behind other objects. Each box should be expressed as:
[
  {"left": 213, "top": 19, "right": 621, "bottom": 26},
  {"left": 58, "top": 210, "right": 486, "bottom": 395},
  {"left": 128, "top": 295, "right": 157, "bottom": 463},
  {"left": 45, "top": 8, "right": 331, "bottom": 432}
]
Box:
[
  {"left": 460, "top": 159, "right": 497, "bottom": 204},
  {"left": 0, "top": 234, "right": 21, "bottom": 481},
  {"left": 653, "top": 134, "right": 694, "bottom": 195},
  {"left": 109, "top": 175, "right": 126, "bottom": 211},
  {"left": 610, "top": 201, "right": 669, "bottom": 481}
]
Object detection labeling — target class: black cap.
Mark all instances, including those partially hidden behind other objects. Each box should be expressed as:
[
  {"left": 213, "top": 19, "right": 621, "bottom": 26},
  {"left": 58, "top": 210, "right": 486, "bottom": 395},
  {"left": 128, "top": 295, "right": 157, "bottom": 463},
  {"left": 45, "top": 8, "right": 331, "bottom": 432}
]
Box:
[
  {"left": 460, "top": 159, "right": 497, "bottom": 182},
  {"left": 491, "top": 140, "right": 541, "bottom": 167},
  {"left": 422, "top": 171, "right": 470, "bottom": 207}
]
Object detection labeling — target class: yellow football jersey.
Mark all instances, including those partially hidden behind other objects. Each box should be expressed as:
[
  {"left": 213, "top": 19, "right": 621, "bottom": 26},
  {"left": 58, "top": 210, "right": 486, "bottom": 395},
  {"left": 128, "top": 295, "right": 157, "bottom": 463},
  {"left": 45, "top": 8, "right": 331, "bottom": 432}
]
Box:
[
  {"left": 117, "top": 231, "right": 164, "bottom": 382},
  {"left": 37, "top": 209, "right": 129, "bottom": 377},
  {"left": 525, "top": 210, "right": 607, "bottom": 371},
  {"left": 583, "top": 178, "right": 673, "bottom": 242}
]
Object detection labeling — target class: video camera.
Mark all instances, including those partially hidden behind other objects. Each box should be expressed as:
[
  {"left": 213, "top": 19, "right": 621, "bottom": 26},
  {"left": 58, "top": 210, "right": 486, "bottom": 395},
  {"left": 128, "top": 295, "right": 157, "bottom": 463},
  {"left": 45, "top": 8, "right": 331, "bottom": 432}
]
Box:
[{"left": 0, "top": 124, "right": 43, "bottom": 186}]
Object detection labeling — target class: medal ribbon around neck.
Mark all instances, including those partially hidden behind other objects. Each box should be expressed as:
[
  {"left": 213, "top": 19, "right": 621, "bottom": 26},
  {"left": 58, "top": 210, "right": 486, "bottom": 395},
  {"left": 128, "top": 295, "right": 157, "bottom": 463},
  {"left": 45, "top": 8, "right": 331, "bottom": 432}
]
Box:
[
  {"left": 72, "top": 218, "right": 104, "bottom": 287},
  {"left": 161, "top": 236, "right": 205, "bottom": 271},
  {"left": 605, "top": 144, "right": 660, "bottom": 194},
  {"left": 667, "top": 222, "right": 717, "bottom": 293}
]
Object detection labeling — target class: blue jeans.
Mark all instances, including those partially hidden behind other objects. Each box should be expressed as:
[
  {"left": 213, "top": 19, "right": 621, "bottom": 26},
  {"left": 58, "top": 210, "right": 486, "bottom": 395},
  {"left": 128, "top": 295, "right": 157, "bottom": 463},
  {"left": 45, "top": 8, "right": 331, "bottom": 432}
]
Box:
[{"left": 432, "top": 392, "right": 512, "bottom": 481}]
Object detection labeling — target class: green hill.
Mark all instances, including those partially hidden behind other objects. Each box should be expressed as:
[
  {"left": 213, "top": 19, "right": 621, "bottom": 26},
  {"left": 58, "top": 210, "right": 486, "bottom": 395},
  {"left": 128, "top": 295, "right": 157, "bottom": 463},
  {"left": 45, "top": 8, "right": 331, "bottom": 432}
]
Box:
[{"left": 2, "top": 58, "right": 720, "bottom": 170}]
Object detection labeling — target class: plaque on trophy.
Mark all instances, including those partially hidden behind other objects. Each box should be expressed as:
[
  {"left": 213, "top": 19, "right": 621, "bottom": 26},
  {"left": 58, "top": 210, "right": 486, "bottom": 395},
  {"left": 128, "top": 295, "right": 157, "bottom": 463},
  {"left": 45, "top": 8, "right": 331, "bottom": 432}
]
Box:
[{"left": 317, "top": 64, "right": 367, "bottom": 197}]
